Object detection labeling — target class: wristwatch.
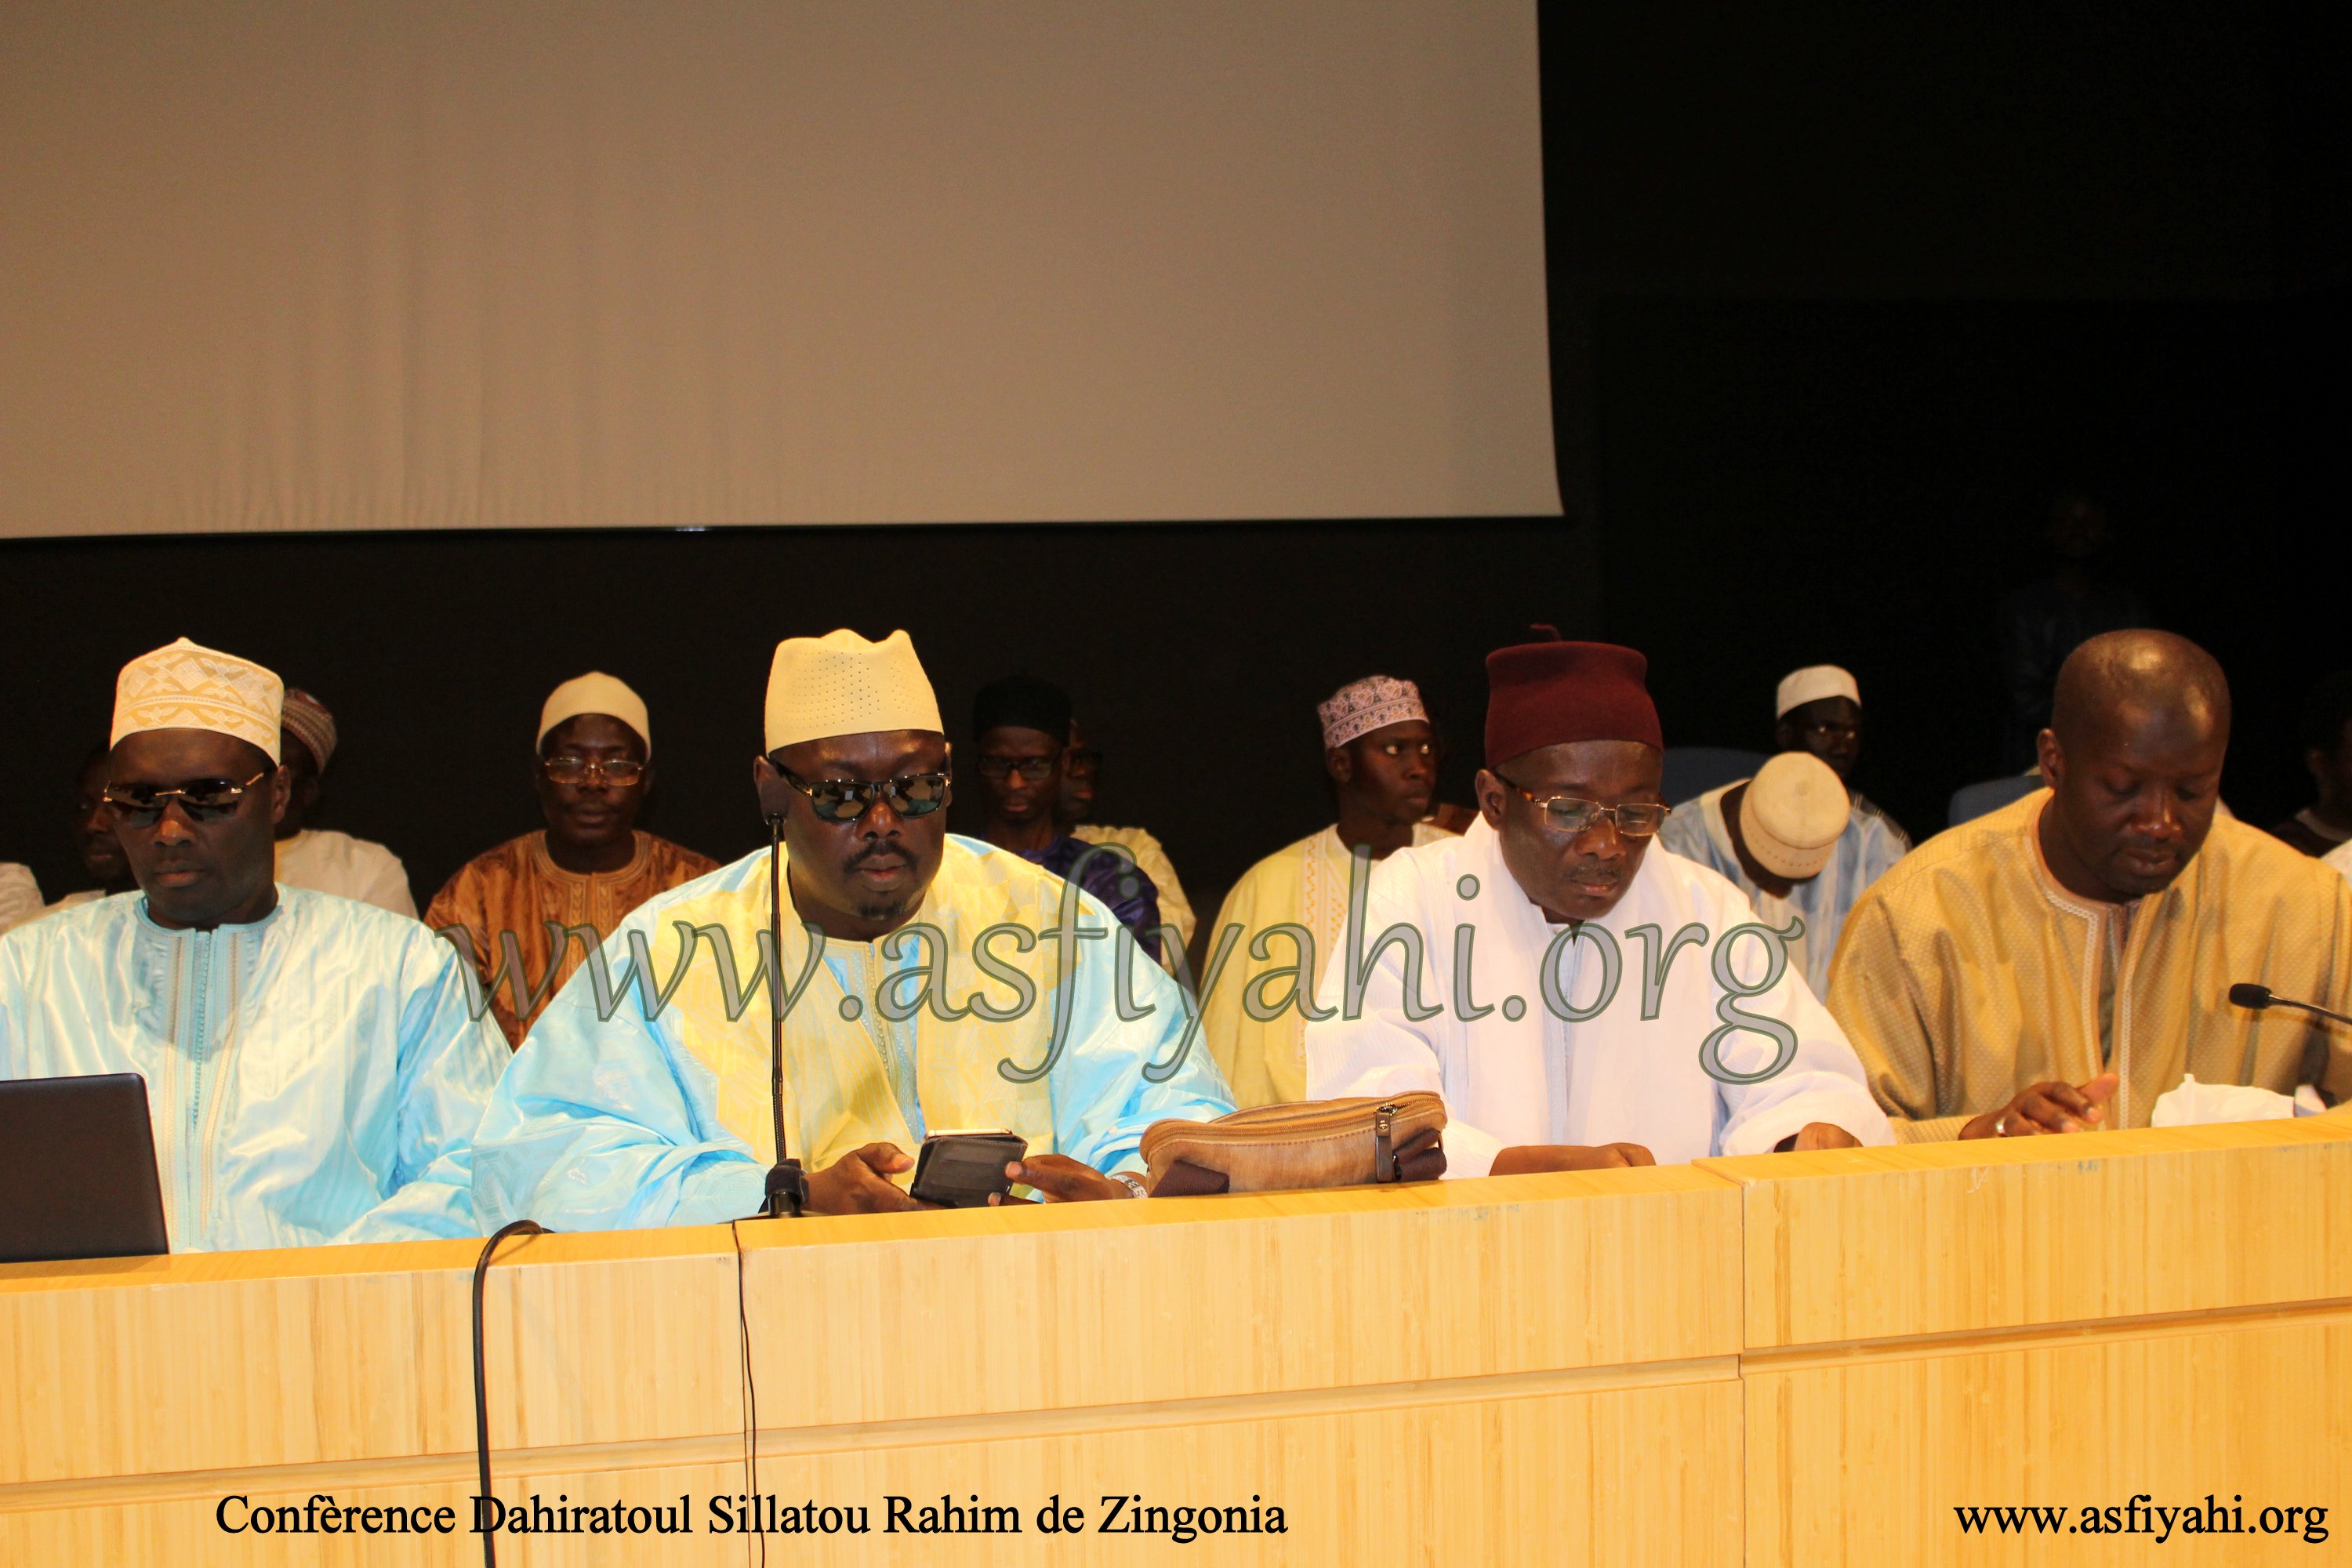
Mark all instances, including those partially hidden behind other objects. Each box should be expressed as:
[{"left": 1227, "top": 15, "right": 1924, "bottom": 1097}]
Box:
[{"left": 1108, "top": 1171, "right": 1150, "bottom": 1200}]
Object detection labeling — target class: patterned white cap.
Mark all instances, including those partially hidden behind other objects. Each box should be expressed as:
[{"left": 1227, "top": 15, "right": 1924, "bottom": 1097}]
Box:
[
  {"left": 280, "top": 688, "right": 339, "bottom": 771},
  {"left": 1775, "top": 665, "right": 1860, "bottom": 719},
  {"left": 1318, "top": 675, "right": 1428, "bottom": 749},
  {"left": 111, "top": 637, "right": 283, "bottom": 762},
  {"left": 765, "top": 629, "right": 944, "bottom": 751}
]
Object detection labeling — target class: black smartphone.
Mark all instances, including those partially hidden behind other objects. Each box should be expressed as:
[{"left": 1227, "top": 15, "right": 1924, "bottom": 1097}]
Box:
[{"left": 909, "top": 1129, "right": 1029, "bottom": 1208}]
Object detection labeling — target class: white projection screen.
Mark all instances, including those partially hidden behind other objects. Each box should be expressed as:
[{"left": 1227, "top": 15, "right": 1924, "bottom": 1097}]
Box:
[{"left": 0, "top": 1, "right": 1559, "bottom": 536}]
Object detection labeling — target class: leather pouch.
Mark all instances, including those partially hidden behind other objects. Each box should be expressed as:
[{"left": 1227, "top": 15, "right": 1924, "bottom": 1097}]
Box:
[{"left": 1140, "top": 1093, "right": 1446, "bottom": 1194}]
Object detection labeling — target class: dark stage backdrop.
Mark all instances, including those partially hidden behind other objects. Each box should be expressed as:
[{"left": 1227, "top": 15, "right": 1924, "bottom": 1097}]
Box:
[
  {"left": 1595, "top": 297, "right": 2314, "bottom": 841},
  {"left": 0, "top": 520, "right": 1588, "bottom": 924}
]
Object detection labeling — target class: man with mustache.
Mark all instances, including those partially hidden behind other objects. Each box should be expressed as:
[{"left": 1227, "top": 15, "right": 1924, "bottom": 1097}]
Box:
[
  {"left": 472, "top": 629, "right": 1233, "bottom": 1226},
  {"left": 426, "top": 673, "right": 717, "bottom": 1047},
  {"left": 0, "top": 639, "right": 507, "bottom": 1250},
  {"left": 1200, "top": 675, "right": 1460, "bottom": 1108},
  {"left": 1306, "top": 631, "right": 1889, "bottom": 1173},
  {"left": 1830, "top": 629, "right": 2352, "bottom": 1138}
]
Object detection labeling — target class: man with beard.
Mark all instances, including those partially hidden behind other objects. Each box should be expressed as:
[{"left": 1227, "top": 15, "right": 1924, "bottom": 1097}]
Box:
[
  {"left": 0, "top": 639, "right": 506, "bottom": 1250},
  {"left": 472, "top": 630, "right": 1233, "bottom": 1226},
  {"left": 1830, "top": 630, "right": 2352, "bottom": 1138},
  {"left": 1306, "top": 633, "right": 1888, "bottom": 1172},
  {"left": 1200, "top": 676, "right": 1461, "bottom": 1108}
]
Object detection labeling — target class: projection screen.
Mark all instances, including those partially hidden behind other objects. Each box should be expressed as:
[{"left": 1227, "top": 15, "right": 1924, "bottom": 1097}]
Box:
[{"left": 0, "top": 1, "right": 1558, "bottom": 535}]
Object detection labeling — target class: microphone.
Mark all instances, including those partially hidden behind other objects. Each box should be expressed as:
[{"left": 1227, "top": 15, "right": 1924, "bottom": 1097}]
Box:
[
  {"left": 2228, "top": 982, "right": 2352, "bottom": 1031},
  {"left": 760, "top": 810, "right": 808, "bottom": 1218}
]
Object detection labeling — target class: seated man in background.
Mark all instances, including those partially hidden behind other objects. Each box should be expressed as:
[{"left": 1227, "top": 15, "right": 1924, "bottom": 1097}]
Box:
[
  {"left": 971, "top": 675, "right": 1163, "bottom": 960},
  {"left": 1770, "top": 664, "right": 1911, "bottom": 849},
  {"left": 1058, "top": 715, "right": 1196, "bottom": 959},
  {"left": 1829, "top": 630, "right": 2352, "bottom": 1140},
  {"left": 1308, "top": 631, "right": 1890, "bottom": 1173},
  {"left": 31, "top": 742, "right": 142, "bottom": 921},
  {"left": 426, "top": 673, "right": 717, "bottom": 1047},
  {"left": 2270, "top": 670, "right": 2352, "bottom": 856},
  {"left": 270, "top": 686, "right": 417, "bottom": 916},
  {"left": 1204, "top": 675, "right": 1459, "bottom": 1108},
  {"left": 472, "top": 630, "right": 1233, "bottom": 1228},
  {"left": 0, "top": 863, "right": 38, "bottom": 934},
  {"left": 1658, "top": 749, "right": 1898, "bottom": 1001},
  {"left": 0, "top": 639, "right": 506, "bottom": 1250}
]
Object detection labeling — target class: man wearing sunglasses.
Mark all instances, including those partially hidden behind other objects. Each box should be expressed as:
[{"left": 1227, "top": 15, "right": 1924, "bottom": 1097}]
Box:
[
  {"left": 426, "top": 673, "right": 717, "bottom": 1047},
  {"left": 1305, "top": 629, "right": 1889, "bottom": 1174},
  {"left": 0, "top": 638, "right": 508, "bottom": 1251},
  {"left": 473, "top": 628, "right": 1234, "bottom": 1228}
]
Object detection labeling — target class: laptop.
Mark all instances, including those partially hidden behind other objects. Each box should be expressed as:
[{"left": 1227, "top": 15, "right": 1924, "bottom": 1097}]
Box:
[{"left": 0, "top": 1073, "right": 169, "bottom": 1265}]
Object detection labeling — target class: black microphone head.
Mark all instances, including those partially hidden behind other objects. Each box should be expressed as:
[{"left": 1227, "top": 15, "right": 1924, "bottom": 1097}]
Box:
[{"left": 2228, "top": 982, "right": 2273, "bottom": 1010}]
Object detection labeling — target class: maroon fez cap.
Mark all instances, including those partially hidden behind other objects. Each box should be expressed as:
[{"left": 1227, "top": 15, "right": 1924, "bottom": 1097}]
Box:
[{"left": 1483, "top": 626, "right": 1664, "bottom": 767}]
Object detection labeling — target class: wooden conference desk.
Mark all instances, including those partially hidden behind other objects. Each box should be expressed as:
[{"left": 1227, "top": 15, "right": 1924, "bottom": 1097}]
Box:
[{"left": 2, "top": 1116, "right": 2346, "bottom": 1565}]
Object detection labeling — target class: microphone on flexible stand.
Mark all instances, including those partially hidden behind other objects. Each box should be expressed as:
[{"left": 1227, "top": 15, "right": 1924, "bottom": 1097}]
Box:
[
  {"left": 760, "top": 811, "right": 808, "bottom": 1218},
  {"left": 2227, "top": 983, "right": 2352, "bottom": 1032}
]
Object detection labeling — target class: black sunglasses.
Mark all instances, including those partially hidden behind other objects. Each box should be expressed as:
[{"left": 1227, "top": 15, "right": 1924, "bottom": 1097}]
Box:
[
  {"left": 774, "top": 764, "right": 949, "bottom": 825},
  {"left": 103, "top": 770, "right": 270, "bottom": 827}
]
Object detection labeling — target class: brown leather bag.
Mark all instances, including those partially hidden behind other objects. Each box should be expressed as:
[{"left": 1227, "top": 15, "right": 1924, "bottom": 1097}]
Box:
[{"left": 1140, "top": 1093, "right": 1447, "bottom": 1195}]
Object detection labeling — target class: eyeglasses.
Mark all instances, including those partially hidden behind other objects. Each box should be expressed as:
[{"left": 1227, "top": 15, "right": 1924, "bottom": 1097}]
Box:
[
  {"left": 103, "top": 771, "right": 269, "bottom": 826},
  {"left": 776, "top": 766, "right": 949, "bottom": 824},
  {"left": 975, "top": 753, "right": 1059, "bottom": 782},
  {"left": 1492, "top": 774, "right": 1668, "bottom": 837},
  {"left": 543, "top": 756, "right": 646, "bottom": 786}
]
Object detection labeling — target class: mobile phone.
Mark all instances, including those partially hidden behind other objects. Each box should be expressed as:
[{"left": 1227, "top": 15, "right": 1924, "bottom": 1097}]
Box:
[{"left": 909, "top": 1129, "right": 1029, "bottom": 1208}]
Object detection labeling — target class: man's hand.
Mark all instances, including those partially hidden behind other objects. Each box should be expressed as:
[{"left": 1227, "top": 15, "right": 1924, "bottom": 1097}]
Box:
[
  {"left": 1960, "top": 1073, "right": 2120, "bottom": 1138},
  {"left": 1490, "top": 1142, "right": 1656, "bottom": 1174},
  {"left": 1790, "top": 1122, "right": 1864, "bottom": 1152},
  {"left": 800, "top": 1142, "right": 927, "bottom": 1214},
  {"left": 997, "top": 1153, "right": 1133, "bottom": 1203},
  {"left": 1386, "top": 1126, "right": 1446, "bottom": 1182}
]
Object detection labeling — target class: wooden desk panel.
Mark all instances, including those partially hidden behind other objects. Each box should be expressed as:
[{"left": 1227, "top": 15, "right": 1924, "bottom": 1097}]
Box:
[
  {"left": 6, "top": 1376, "right": 1744, "bottom": 1566},
  {"left": 728, "top": 1170, "right": 1741, "bottom": 1431},
  {"left": 1700, "top": 1118, "right": 2352, "bottom": 1350},
  {"left": 1710, "top": 1117, "right": 2352, "bottom": 1566},
  {"left": 1744, "top": 1312, "right": 2352, "bottom": 1566},
  {"left": 0, "top": 1167, "right": 1743, "bottom": 1565},
  {"left": 5, "top": 1123, "right": 2347, "bottom": 1564}
]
